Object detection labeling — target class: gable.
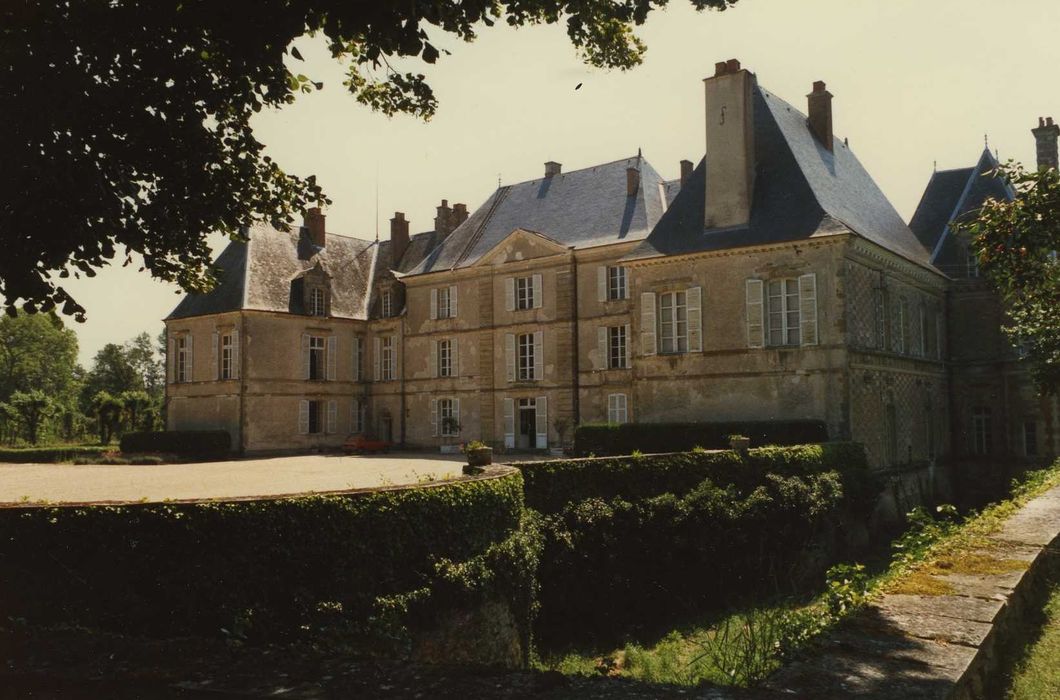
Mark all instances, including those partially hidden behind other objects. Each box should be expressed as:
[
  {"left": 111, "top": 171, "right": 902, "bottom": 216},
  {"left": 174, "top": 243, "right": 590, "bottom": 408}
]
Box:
[{"left": 473, "top": 228, "right": 569, "bottom": 268}]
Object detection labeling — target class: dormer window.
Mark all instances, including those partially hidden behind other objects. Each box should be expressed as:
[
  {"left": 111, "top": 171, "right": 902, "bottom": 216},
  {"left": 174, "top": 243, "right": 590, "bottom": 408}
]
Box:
[
  {"left": 310, "top": 287, "right": 326, "bottom": 316},
  {"left": 382, "top": 289, "right": 393, "bottom": 318}
]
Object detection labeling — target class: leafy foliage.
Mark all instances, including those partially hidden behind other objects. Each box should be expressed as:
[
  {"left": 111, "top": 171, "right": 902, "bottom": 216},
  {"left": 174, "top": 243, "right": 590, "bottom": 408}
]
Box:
[
  {"left": 573, "top": 420, "right": 829, "bottom": 456},
  {"left": 6, "top": 389, "right": 55, "bottom": 445},
  {"left": 0, "top": 311, "right": 79, "bottom": 405},
  {"left": 0, "top": 444, "right": 110, "bottom": 463},
  {"left": 963, "top": 161, "right": 1060, "bottom": 393},
  {"left": 3, "top": 0, "right": 738, "bottom": 316},
  {"left": 119, "top": 430, "right": 230, "bottom": 456}
]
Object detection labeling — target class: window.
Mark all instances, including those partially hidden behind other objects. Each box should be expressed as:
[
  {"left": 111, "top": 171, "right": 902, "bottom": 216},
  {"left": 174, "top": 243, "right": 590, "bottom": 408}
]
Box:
[
  {"left": 381, "top": 289, "right": 393, "bottom": 317},
  {"left": 892, "top": 297, "right": 906, "bottom": 354},
  {"left": 609, "top": 326, "right": 627, "bottom": 369},
  {"left": 873, "top": 286, "right": 887, "bottom": 350},
  {"left": 437, "top": 287, "right": 453, "bottom": 319},
  {"left": 918, "top": 305, "right": 928, "bottom": 357},
  {"left": 439, "top": 398, "right": 459, "bottom": 437},
  {"left": 308, "top": 336, "right": 325, "bottom": 380},
  {"left": 176, "top": 335, "right": 189, "bottom": 383},
  {"left": 608, "top": 393, "right": 628, "bottom": 424},
  {"left": 659, "top": 291, "right": 688, "bottom": 354},
  {"left": 767, "top": 279, "right": 800, "bottom": 346},
  {"left": 967, "top": 249, "right": 980, "bottom": 278},
  {"left": 518, "top": 333, "right": 535, "bottom": 380},
  {"left": 382, "top": 336, "right": 395, "bottom": 381},
  {"left": 438, "top": 339, "right": 453, "bottom": 377},
  {"left": 220, "top": 333, "right": 234, "bottom": 380},
  {"left": 350, "top": 399, "right": 364, "bottom": 433},
  {"left": 310, "top": 287, "right": 326, "bottom": 316},
  {"left": 308, "top": 401, "right": 323, "bottom": 434},
  {"left": 972, "top": 407, "right": 992, "bottom": 455},
  {"left": 516, "top": 276, "right": 534, "bottom": 310},
  {"left": 353, "top": 336, "right": 364, "bottom": 382},
  {"left": 608, "top": 267, "right": 627, "bottom": 301},
  {"left": 1024, "top": 421, "right": 1039, "bottom": 457}
]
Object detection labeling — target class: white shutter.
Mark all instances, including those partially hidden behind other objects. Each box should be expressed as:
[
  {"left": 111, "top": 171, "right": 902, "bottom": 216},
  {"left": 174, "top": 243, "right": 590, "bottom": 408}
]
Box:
[
  {"left": 532, "top": 273, "right": 543, "bottom": 309},
  {"left": 687, "top": 286, "right": 703, "bottom": 352},
  {"left": 301, "top": 333, "right": 311, "bottom": 379},
  {"left": 298, "top": 400, "right": 310, "bottom": 435},
  {"left": 608, "top": 393, "right": 617, "bottom": 423},
  {"left": 231, "top": 329, "right": 240, "bottom": 379},
  {"left": 430, "top": 288, "right": 438, "bottom": 320},
  {"left": 535, "top": 396, "right": 548, "bottom": 449},
  {"left": 352, "top": 336, "right": 361, "bottom": 382},
  {"left": 505, "top": 333, "right": 516, "bottom": 382},
  {"left": 430, "top": 398, "right": 438, "bottom": 436},
  {"left": 624, "top": 324, "right": 632, "bottom": 367},
  {"left": 505, "top": 278, "right": 515, "bottom": 311},
  {"left": 449, "top": 285, "right": 458, "bottom": 317},
  {"left": 327, "top": 400, "right": 337, "bottom": 434},
  {"left": 597, "top": 326, "right": 608, "bottom": 370},
  {"left": 746, "top": 279, "right": 765, "bottom": 349},
  {"left": 452, "top": 339, "right": 460, "bottom": 377},
  {"left": 211, "top": 331, "right": 219, "bottom": 380},
  {"left": 624, "top": 271, "right": 631, "bottom": 299},
  {"left": 618, "top": 394, "right": 628, "bottom": 423},
  {"left": 799, "top": 273, "right": 819, "bottom": 346},
  {"left": 168, "top": 336, "right": 175, "bottom": 384},
  {"left": 185, "top": 334, "right": 193, "bottom": 381},
  {"left": 533, "top": 331, "right": 543, "bottom": 380},
  {"left": 430, "top": 340, "right": 438, "bottom": 378},
  {"left": 373, "top": 337, "right": 381, "bottom": 381},
  {"left": 503, "top": 398, "right": 515, "bottom": 448},
  {"left": 640, "top": 292, "right": 657, "bottom": 356},
  {"left": 597, "top": 266, "right": 608, "bottom": 302},
  {"left": 326, "top": 336, "right": 337, "bottom": 380}
]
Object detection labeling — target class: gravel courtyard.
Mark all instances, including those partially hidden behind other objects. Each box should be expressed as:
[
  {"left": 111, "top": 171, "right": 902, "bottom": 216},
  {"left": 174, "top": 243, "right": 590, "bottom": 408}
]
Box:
[{"left": 0, "top": 453, "right": 472, "bottom": 505}]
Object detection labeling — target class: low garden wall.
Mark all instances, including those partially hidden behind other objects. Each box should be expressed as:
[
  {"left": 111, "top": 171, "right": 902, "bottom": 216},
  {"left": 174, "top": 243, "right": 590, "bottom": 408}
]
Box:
[
  {"left": 0, "top": 467, "right": 538, "bottom": 668},
  {"left": 572, "top": 420, "right": 829, "bottom": 456}
]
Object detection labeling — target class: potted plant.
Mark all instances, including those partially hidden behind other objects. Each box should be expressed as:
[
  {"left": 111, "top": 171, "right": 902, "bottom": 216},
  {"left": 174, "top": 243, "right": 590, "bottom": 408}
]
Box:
[
  {"left": 463, "top": 440, "right": 492, "bottom": 472},
  {"left": 728, "top": 434, "right": 751, "bottom": 452}
]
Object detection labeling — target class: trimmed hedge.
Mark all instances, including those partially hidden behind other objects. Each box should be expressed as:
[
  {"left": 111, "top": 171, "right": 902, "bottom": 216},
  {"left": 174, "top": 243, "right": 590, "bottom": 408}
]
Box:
[
  {"left": 573, "top": 420, "right": 829, "bottom": 456},
  {"left": 0, "top": 445, "right": 110, "bottom": 463},
  {"left": 119, "top": 430, "right": 231, "bottom": 456},
  {"left": 0, "top": 469, "right": 538, "bottom": 660}
]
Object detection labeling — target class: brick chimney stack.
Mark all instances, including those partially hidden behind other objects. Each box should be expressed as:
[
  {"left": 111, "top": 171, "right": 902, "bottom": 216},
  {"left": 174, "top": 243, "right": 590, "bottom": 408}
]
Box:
[
  {"left": 452, "top": 203, "right": 469, "bottom": 228},
  {"left": 680, "top": 159, "right": 693, "bottom": 187},
  {"left": 1033, "top": 116, "right": 1059, "bottom": 171},
  {"left": 304, "top": 207, "right": 326, "bottom": 248},
  {"left": 390, "top": 212, "right": 410, "bottom": 266},
  {"left": 544, "top": 161, "right": 562, "bottom": 177},
  {"left": 704, "top": 58, "right": 756, "bottom": 229},
  {"left": 626, "top": 167, "right": 640, "bottom": 197},
  {"left": 807, "top": 81, "right": 834, "bottom": 152},
  {"left": 434, "top": 199, "right": 456, "bottom": 238}
]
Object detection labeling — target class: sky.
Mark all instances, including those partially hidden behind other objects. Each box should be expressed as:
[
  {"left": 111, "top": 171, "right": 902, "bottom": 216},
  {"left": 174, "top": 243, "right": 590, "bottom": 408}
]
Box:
[{"left": 63, "top": 0, "right": 1059, "bottom": 366}]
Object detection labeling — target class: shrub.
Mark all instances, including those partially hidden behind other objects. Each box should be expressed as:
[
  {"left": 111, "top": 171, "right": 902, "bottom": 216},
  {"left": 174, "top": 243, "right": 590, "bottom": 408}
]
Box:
[
  {"left": 0, "top": 469, "right": 538, "bottom": 661},
  {"left": 573, "top": 420, "right": 829, "bottom": 456},
  {"left": 0, "top": 445, "right": 110, "bottom": 463},
  {"left": 120, "top": 430, "right": 231, "bottom": 456}
]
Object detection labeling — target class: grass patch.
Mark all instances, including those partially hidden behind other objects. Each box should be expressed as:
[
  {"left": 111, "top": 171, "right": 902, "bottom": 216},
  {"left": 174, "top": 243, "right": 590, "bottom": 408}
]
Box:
[
  {"left": 1005, "top": 581, "right": 1060, "bottom": 699},
  {"left": 925, "top": 552, "right": 1029, "bottom": 577},
  {"left": 889, "top": 571, "right": 956, "bottom": 596}
]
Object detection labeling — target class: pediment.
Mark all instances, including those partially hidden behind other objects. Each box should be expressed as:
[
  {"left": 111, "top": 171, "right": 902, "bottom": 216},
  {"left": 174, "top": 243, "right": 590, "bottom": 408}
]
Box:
[{"left": 473, "top": 228, "right": 569, "bottom": 267}]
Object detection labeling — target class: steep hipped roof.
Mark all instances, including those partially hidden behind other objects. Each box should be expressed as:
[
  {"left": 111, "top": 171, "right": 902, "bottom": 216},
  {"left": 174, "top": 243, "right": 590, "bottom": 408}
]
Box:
[
  {"left": 167, "top": 224, "right": 377, "bottom": 321},
  {"left": 626, "top": 86, "right": 931, "bottom": 268},
  {"left": 909, "top": 166, "right": 976, "bottom": 252},
  {"left": 407, "top": 156, "right": 669, "bottom": 275}
]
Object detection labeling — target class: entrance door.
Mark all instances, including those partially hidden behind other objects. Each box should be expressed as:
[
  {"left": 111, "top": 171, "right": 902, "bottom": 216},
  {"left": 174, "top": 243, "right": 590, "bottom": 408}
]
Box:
[{"left": 517, "top": 399, "right": 536, "bottom": 450}]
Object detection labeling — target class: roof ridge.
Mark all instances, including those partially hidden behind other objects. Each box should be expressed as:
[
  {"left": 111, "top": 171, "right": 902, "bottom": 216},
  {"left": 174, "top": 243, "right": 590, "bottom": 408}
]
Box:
[
  {"left": 502, "top": 154, "right": 644, "bottom": 189},
  {"left": 452, "top": 186, "right": 512, "bottom": 269}
]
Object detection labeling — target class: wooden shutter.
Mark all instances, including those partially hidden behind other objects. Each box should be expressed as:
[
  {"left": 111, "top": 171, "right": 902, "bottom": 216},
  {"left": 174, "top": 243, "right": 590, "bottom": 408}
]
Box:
[
  {"left": 597, "top": 326, "right": 608, "bottom": 370},
  {"left": 624, "top": 324, "right": 632, "bottom": 367},
  {"left": 298, "top": 400, "right": 310, "bottom": 435},
  {"left": 597, "top": 267, "right": 608, "bottom": 302},
  {"left": 211, "top": 331, "right": 219, "bottom": 380},
  {"left": 373, "top": 337, "right": 381, "bottom": 381},
  {"left": 430, "top": 340, "right": 439, "bottom": 378},
  {"left": 327, "top": 400, "right": 337, "bottom": 434},
  {"left": 352, "top": 336, "right": 361, "bottom": 382},
  {"left": 505, "top": 278, "right": 515, "bottom": 311},
  {"left": 326, "top": 336, "right": 337, "bottom": 380},
  {"left": 503, "top": 398, "right": 515, "bottom": 448},
  {"left": 185, "top": 334, "right": 193, "bottom": 381},
  {"left": 607, "top": 393, "right": 617, "bottom": 423},
  {"left": 505, "top": 333, "right": 516, "bottom": 382},
  {"left": 746, "top": 279, "right": 764, "bottom": 349},
  {"left": 430, "top": 398, "right": 438, "bottom": 436},
  {"left": 167, "top": 336, "right": 175, "bottom": 384},
  {"left": 301, "top": 333, "right": 311, "bottom": 379},
  {"left": 452, "top": 339, "right": 460, "bottom": 377},
  {"left": 449, "top": 285, "right": 458, "bottom": 317},
  {"left": 533, "top": 331, "right": 543, "bottom": 380},
  {"left": 535, "top": 396, "right": 548, "bottom": 449},
  {"left": 799, "top": 273, "right": 818, "bottom": 346},
  {"left": 687, "top": 286, "right": 703, "bottom": 352},
  {"left": 429, "top": 288, "right": 438, "bottom": 320},
  {"left": 532, "top": 273, "right": 543, "bottom": 309},
  {"left": 640, "top": 292, "right": 657, "bottom": 356},
  {"left": 231, "top": 329, "right": 240, "bottom": 379}
]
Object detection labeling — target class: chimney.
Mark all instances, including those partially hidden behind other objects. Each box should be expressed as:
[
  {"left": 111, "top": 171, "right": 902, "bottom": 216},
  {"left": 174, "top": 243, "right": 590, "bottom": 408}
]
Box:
[
  {"left": 704, "top": 58, "right": 756, "bottom": 229},
  {"left": 304, "top": 207, "right": 326, "bottom": 248},
  {"left": 1033, "top": 116, "right": 1059, "bottom": 171},
  {"left": 626, "top": 167, "right": 640, "bottom": 197},
  {"left": 807, "top": 81, "right": 834, "bottom": 152},
  {"left": 452, "top": 203, "right": 468, "bottom": 227},
  {"left": 389, "top": 212, "right": 410, "bottom": 266},
  {"left": 434, "top": 199, "right": 454, "bottom": 237},
  {"left": 544, "top": 161, "right": 562, "bottom": 177},
  {"left": 680, "top": 159, "right": 693, "bottom": 187}
]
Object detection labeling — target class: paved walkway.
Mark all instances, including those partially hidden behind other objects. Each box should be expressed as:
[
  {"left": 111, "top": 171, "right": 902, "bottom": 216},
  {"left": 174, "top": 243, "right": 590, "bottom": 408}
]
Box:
[{"left": 0, "top": 453, "right": 470, "bottom": 505}]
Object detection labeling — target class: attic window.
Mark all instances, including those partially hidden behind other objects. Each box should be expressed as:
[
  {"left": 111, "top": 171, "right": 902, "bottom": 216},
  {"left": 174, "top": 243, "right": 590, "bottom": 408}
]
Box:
[{"left": 310, "top": 287, "right": 326, "bottom": 316}]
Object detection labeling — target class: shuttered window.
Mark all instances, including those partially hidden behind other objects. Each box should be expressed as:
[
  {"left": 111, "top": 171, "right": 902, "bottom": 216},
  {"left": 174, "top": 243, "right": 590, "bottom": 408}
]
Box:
[
  {"left": 515, "top": 276, "right": 534, "bottom": 310},
  {"left": 608, "top": 266, "right": 627, "bottom": 300},
  {"left": 659, "top": 291, "right": 688, "bottom": 354},
  {"left": 607, "top": 393, "right": 628, "bottom": 424},
  {"left": 381, "top": 336, "right": 395, "bottom": 381},
  {"left": 767, "top": 279, "right": 800, "bottom": 346},
  {"left": 517, "top": 333, "right": 535, "bottom": 381},
  {"left": 438, "top": 339, "right": 453, "bottom": 377},
  {"left": 608, "top": 326, "right": 628, "bottom": 369}
]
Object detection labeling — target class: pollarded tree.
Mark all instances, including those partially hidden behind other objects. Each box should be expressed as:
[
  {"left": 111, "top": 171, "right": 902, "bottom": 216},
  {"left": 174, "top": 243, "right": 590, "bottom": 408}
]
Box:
[
  {"left": 90, "top": 391, "right": 125, "bottom": 445},
  {"left": 9, "top": 389, "right": 55, "bottom": 445},
  {"left": 119, "top": 390, "right": 151, "bottom": 434},
  {"left": 963, "top": 162, "right": 1060, "bottom": 394},
  {"left": 2, "top": 0, "right": 738, "bottom": 319}
]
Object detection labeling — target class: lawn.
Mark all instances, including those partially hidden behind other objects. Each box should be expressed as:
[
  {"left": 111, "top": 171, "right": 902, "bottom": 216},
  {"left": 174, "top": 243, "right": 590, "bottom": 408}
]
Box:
[{"left": 1005, "top": 581, "right": 1060, "bottom": 699}]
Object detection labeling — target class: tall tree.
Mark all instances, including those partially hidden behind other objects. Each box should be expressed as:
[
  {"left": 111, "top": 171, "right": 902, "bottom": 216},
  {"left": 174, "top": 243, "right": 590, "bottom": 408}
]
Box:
[
  {"left": 2, "top": 0, "right": 737, "bottom": 318},
  {"left": 81, "top": 343, "right": 142, "bottom": 409},
  {"left": 8, "top": 389, "right": 54, "bottom": 445},
  {"left": 964, "top": 161, "right": 1060, "bottom": 393},
  {"left": 0, "top": 311, "right": 79, "bottom": 403},
  {"left": 126, "top": 332, "right": 164, "bottom": 401}
]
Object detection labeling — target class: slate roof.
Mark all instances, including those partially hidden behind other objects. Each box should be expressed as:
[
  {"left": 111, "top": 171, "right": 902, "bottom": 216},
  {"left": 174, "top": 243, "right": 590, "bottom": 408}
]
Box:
[
  {"left": 407, "top": 156, "right": 670, "bottom": 275},
  {"left": 626, "top": 86, "right": 931, "bottom": 268},
  {"left": 167, "top": 224, "right": 377, "bottom": 321}
]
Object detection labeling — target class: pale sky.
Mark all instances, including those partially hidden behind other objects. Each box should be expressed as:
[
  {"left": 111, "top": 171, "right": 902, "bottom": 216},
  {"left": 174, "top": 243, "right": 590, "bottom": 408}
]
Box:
[{"left": 64, "top": 0, "right": 1058, "bottom": 366}]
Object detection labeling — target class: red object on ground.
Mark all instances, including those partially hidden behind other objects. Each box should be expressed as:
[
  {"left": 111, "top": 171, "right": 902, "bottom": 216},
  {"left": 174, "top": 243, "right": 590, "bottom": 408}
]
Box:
[{"left": 342, "top": 435, "right": 391, "bottom": 454}]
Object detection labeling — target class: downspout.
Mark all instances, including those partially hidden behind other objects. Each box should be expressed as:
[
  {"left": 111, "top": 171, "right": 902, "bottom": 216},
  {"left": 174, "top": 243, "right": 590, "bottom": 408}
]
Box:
[
  {"left": 400, "top": 310, "right": 407, "bottom": 446},
  {"left": 570, "top": 249, "right": 580, "bottom": 432}
]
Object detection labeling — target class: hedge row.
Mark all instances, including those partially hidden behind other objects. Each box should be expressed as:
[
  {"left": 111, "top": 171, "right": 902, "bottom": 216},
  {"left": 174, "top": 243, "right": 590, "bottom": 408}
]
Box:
[
  {"left": 573, "top": 420, "right": 829, "bottom": 456},
  {"left": 119, "top": 430, "right": 231, "bottom": 455},
  {"left": 0, "top": 445, "right": 110, "bottom": 463},
  {"left": 0, "top": 469, "right": 538, "bottom": 660},
  {"left": 515, "top": 442, "right": 871, "bottom": 514}
]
